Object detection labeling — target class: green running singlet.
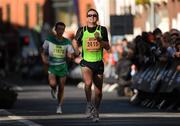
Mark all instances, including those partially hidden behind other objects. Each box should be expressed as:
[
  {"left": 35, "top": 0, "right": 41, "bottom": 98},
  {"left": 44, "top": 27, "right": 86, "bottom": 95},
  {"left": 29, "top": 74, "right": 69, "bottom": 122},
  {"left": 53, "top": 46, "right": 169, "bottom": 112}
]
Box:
[{"left": 82, "top": 26, "right": 103, "bottom": 62}]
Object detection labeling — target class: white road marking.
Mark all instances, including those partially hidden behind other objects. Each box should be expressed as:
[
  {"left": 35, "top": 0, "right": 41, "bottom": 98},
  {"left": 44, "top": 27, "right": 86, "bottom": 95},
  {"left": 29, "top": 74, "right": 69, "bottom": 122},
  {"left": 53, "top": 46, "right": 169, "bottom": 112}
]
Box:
[
  {"left": 1, "top": 109, "right": 180, "bottom": 122},
  {"left": 13, "top": 85, "right": 23, "bottom": 91},
  {"left": 77, "top": 82, "right": 118, "bottom": 92},
  {"left": 0, "top": 109, "right": 42, "bottom": 126}
]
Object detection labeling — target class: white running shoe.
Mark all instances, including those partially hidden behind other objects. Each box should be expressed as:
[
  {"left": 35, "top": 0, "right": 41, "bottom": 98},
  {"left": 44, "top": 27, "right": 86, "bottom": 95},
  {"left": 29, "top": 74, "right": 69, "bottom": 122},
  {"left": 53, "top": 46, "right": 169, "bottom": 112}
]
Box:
[
  {"left": 85, "top": 103, "right": 94, "bottom": 118},
  {"left": 56, "top": 105, "right": 62, "bottom": 114},
  {"left": 91, "top": 109, "right": 99, "bottom": 122}
]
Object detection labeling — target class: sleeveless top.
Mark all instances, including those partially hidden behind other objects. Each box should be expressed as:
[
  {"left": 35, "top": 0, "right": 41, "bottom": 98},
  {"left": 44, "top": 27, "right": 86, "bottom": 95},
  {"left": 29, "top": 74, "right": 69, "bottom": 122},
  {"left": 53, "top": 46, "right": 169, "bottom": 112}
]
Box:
[{"left": 82, "top": 26, "right": 103, "bottom": 62}]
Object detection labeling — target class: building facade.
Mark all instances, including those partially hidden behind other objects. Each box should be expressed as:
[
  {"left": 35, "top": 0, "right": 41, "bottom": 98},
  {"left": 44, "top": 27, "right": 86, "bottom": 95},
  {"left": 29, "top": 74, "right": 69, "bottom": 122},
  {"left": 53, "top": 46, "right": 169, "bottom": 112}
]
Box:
[
  {"left": 0, "top": 0, "right": 179, "bottom": 36},
  {"left": 0, "top": 0, "right": 45, "bottom": 29}
]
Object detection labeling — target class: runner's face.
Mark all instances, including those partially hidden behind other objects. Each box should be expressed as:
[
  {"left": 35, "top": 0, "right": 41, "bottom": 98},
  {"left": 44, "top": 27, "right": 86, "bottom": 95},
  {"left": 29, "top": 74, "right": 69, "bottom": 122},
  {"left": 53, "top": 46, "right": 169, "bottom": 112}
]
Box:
[
  {"left": 55, "top": 25, "right": 65, "bottom": 36},
  {"left": 87, "top": 11, "right": 98, "bottom": 23}
]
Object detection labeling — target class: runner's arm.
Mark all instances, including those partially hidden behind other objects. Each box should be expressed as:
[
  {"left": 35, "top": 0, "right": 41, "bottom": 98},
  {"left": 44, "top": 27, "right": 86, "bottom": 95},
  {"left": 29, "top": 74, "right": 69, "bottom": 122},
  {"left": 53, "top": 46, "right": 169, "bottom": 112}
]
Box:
[
  {"left": 72, "top": 39, "right": 81, "bottom": 56},
  {"left": 40, "top": 48, "right": 49, "bottom": 65},
  {"left": 99, "top": 26, "right": 110, "bottom": 51},
  {"left": 67, "top": 44, "right": 75, "bottom": 59},
  {"left": 72, "top": 27, "right": 83, "bottom": 56},
  {"left": 40, "top": 40, "right": 49, "bottom": 65}
]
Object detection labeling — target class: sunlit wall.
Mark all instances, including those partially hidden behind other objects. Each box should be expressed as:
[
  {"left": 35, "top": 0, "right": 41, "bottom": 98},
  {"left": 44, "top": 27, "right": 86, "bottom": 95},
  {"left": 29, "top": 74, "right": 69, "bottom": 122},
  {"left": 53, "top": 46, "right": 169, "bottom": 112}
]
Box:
[{"left": 1, "top": 0, "right": 45, "bottom": 29}]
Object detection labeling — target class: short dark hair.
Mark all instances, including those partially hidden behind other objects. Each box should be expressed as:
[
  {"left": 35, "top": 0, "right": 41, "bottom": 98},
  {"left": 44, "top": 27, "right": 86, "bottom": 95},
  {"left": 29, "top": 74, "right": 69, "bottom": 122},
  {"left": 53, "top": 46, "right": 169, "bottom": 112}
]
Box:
[
  {"left": 55, "top": 22, "right": 66, "bottom": 30},
  {"left": 87, "top": 8, "right": 99, "bottom": 20},
  {"left": 153, "top": 28, "right": 162, "bottom": 36}
]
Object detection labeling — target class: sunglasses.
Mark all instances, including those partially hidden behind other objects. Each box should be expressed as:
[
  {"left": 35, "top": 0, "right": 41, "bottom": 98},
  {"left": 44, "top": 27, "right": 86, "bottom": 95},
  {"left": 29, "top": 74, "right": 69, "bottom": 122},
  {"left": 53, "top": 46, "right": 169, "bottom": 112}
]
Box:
[{"left": 87, "top": 14, "right": 98, "bottom": 17}]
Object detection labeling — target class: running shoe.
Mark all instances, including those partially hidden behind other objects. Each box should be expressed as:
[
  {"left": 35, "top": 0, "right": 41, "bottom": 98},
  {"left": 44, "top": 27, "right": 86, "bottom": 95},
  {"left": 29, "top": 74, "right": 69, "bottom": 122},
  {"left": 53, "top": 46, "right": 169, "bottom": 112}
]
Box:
[
  {"left": 51, "top": 88, "right": 56, "bottom": 99},
  {"left": 56, "top": 105, "right": 62, "bottom": 114},
  {"left": 91, "top": 109, "right": 99, "bottom": 122},
  {"left": 85, "top": 103, "right": 94, "bottom": 118}
]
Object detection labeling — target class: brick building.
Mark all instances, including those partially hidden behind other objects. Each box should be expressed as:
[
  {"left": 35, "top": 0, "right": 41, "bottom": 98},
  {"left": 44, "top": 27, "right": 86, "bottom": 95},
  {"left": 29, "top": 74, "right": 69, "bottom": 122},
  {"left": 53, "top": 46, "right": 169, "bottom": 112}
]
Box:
[{"left": 0, "top": 0, "right": 179, "bottom": 35}]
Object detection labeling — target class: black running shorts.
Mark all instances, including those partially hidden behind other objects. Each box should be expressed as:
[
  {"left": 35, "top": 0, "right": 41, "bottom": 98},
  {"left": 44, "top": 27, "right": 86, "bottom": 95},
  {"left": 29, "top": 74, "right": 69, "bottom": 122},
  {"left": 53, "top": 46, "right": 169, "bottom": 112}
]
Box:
[{"left": 80, "top": 59, "right": 104, "bottom": 75}]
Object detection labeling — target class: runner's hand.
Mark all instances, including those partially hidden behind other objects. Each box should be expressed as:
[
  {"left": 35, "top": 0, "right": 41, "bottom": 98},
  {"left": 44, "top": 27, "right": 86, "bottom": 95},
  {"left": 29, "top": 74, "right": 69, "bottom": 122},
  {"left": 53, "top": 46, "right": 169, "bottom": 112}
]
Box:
[{"left": 94, "top": 32, "right": 102, "bottom": 42}]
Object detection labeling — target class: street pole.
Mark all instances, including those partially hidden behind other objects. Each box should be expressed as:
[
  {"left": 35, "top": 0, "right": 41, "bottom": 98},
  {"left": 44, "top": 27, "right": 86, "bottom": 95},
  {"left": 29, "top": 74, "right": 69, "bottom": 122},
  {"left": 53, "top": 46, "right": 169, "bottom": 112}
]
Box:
[{"left": 150, "top": 0, "right": 155, "bottom": 31}]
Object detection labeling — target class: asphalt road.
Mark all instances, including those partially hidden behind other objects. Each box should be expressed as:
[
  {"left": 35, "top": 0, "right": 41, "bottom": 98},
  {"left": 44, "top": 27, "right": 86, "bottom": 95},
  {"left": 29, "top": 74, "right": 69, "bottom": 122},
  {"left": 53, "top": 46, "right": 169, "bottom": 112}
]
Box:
[{"left": 1, "top": 78, "right": 180, "bottom": 126}]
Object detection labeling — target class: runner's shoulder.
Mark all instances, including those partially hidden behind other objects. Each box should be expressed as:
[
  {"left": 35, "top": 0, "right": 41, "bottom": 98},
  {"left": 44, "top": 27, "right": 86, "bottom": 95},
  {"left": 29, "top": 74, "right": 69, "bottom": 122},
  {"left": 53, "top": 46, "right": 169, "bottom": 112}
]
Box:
[
  {"left": 46, "top": 34, "right": 56, "bottom": 42},
  {"left": 99, "top": 25, "right": 107, "bottom": 32},
  {"left": 76, "top": 27, "right": 83, "bottom": 33},
  {"left": 63, "top": 37, "right": 71, "bottom": 45}
]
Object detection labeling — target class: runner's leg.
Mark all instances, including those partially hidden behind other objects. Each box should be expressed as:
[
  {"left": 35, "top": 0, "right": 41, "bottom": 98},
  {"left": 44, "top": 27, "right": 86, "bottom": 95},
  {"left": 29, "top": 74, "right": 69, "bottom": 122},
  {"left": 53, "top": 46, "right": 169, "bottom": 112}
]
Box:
[
  {"left": 48, "top": 73, "right": 57, "bottom": 99},
  {"left": 58, "top": 76, "right": 66, "bottom": 105},
  {"left": 91, "top": 74, "right": 103, "bottom": 122},
  {"left": 93, "top": 74, "right": 103, "bottom": 110},
  {"left": 56, "top": 76, "right": 66, "bottom": 114},
  {"left": 81, "top": 67, "right": 93, "bottom": 103},
  {"left": 81, "top": 66, "right": 95, "bottom": 117},
  {"left": 48, "top": 73, "right": 57, "bottom": 89}
]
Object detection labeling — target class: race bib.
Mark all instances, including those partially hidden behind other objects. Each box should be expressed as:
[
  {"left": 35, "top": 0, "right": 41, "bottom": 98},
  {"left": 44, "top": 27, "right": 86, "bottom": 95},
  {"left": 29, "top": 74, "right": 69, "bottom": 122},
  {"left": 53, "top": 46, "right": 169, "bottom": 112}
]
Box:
[
  {"left": 53, "top": 45, "right": 65, "bottom": 58},
  {"left": 86, "top": 37, "right": 100, "bottom": 51}
]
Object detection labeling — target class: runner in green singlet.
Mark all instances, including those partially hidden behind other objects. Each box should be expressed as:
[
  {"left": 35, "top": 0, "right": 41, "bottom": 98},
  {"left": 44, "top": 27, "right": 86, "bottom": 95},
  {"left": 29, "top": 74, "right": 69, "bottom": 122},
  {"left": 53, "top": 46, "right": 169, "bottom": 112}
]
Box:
[
  {"left": 72, "top": 8, "right": 110, "bottom": 122},
  {"left": 41, "top": 22, "right": 74, "bottom": 114}
]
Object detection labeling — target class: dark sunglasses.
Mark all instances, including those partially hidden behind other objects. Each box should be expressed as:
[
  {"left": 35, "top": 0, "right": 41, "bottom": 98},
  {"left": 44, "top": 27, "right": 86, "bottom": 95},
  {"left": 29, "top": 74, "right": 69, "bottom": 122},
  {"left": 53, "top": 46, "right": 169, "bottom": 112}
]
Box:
[{"left": 87, "top": 14, "right": 97, "bottom": 17}]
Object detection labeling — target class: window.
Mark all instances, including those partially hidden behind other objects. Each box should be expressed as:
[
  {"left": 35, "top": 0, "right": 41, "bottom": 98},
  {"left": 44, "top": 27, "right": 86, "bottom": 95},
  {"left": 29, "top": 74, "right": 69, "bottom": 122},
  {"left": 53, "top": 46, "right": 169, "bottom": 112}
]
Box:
[
  {"left": 25, "top": 3, "right": 29, "bottom": 27},
  {"left": 6, "top": 4, "right": 11, "bottom": 22},
  {"left": 36, "top": 3, "right": 41, "bottom": 25},
  {"left": 0, "top": 8, "right": 2, "bottom": 21}
]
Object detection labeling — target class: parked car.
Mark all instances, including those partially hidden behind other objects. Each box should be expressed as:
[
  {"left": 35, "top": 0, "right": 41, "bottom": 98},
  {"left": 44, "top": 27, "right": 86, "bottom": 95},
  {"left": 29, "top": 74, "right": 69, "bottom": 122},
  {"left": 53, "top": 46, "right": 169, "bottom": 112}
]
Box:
[{"left": 18, "top": 28, "right": 44, "bottom": 79}]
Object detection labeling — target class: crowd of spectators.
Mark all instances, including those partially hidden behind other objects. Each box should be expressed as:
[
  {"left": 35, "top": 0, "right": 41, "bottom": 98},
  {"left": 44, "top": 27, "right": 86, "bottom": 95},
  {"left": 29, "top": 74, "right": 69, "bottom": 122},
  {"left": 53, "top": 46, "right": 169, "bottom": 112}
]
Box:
[{"left": 103, "top": 28, "right": 180, "bottom": 96}]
